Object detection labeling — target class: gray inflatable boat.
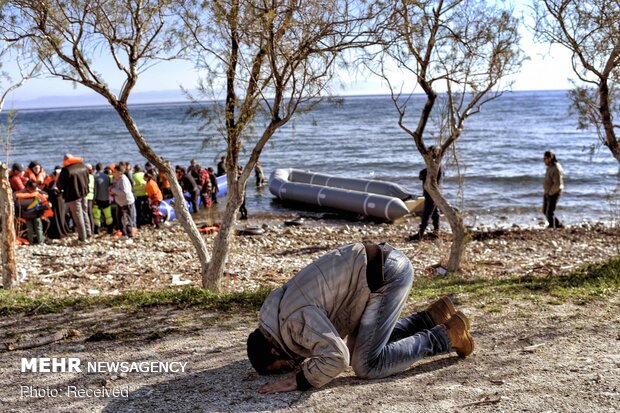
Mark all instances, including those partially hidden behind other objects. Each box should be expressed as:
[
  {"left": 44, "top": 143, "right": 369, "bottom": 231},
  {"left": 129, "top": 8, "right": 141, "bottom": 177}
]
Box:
[{"left": 269, "top": 168, "right": 415, "bottom": 221}]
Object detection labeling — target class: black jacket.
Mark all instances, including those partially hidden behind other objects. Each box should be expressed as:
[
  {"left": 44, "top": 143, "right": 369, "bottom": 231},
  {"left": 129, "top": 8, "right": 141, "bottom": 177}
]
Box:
[{"left": 57, "top": 161, "right": 90, "bottom": 202}]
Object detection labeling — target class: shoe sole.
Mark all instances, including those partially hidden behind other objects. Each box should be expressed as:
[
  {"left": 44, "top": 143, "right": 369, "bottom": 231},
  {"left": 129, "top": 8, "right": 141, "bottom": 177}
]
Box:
[
  {"left": 453, "top": 311, "right": 474, "bottom": 358},
  {"left": 456, "top": 329, "right": 475, "bottom": 358}
]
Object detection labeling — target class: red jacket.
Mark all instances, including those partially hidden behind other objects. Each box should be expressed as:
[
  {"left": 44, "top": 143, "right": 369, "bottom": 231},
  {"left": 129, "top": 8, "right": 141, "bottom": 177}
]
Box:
[{"left": 9, "top": 174, "right": 25, "bottom": 192}]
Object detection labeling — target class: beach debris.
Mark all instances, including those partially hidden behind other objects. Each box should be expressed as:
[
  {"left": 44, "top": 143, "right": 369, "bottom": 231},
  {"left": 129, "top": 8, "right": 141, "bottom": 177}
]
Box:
[
  {"left": 6, "top": 329, "right": 81, "bottom": 351},
  {"left": 522, "top": 343, "right": 546, "bottom": 353},
  {"left": 460, "top": 395, "right": 503, "bottom": 407},
  {"left": 198, "top": 223, "right": 221, "bottom": 234},
  {"left": 17, "top": 269, "right": 27, "bottom": 283},
  {"left": 284, "top": 217, "right": 305, "bottom": 227},
  {"left": 171, "top": 274, "right": 193, "bottom": 286},
  {"left": 236, "top": 226, "right": 265, "bottom": 236}
]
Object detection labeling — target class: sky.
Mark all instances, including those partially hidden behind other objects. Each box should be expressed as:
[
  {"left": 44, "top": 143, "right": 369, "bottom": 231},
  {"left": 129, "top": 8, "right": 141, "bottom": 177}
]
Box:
[{"left": 2, "top": 0, "right": 576, "bottom": 109}]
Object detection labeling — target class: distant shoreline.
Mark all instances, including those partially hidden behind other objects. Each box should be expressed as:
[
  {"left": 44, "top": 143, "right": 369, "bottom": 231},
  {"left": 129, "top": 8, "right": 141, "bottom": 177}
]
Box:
[{"left": 5, "top": 89, "right": 571, "bottom": 111}]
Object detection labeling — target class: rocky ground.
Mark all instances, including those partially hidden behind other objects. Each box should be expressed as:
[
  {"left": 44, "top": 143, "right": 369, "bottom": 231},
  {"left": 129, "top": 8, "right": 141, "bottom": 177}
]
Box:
[
  {"left": 0, "top": 213, "right": 619, "bottom": 412},
  {"left": 9, "top": 213, "right": 620, "bottom": 297}
]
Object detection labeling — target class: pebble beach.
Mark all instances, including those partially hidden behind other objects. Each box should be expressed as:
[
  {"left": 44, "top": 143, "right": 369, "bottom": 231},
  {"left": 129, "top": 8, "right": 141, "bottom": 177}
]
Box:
[{"left": 11, "top": 212, "right": 620, "bottom": 298}]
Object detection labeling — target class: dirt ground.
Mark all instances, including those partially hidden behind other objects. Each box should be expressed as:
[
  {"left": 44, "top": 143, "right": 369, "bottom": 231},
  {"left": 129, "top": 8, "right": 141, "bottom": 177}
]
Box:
[
  {"left": 0, "top": 295, "right": 618, "bottom": 413},
  {"left": 1, "top": 218, "right": 619, "bottom": 412}
]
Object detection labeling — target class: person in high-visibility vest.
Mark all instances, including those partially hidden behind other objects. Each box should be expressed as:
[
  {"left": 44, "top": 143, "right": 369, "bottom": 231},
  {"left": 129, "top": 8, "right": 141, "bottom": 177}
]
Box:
[{"left": 92, "top": 163, "right": 114, "bottom": 234}]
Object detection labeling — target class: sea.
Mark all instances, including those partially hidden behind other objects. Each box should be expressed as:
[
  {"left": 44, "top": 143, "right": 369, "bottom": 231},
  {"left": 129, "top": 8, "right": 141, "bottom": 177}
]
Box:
[{"left": 3, "top": 90, "right": 620, "bottom": 228}]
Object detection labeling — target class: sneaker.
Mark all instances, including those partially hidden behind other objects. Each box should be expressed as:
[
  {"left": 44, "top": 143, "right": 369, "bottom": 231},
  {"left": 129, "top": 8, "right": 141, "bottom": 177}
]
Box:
[
  {"left": 443, "top": 311, "right": 474, "bottom": 358},
  {"left": 425, "top": 296, "right": 457, "bottom": 326}
]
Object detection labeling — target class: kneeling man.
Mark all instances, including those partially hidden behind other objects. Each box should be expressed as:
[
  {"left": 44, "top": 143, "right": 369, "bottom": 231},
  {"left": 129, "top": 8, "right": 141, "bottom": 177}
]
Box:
[{"left": 247, "top": 242, "right": 474, "bottom": 393}]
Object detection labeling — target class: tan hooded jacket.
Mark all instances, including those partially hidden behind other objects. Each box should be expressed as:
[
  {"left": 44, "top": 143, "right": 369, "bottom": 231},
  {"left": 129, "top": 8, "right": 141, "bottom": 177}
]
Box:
[
  {"left": 258, "top": 243, "right": 371, "bottom": 388},
  {"left": 544, "top": 162, "right": 564, "bottom": 196}
]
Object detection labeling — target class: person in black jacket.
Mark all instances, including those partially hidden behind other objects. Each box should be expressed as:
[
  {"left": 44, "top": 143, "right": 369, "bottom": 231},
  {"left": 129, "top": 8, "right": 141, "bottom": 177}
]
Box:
[
  {"left": 410, "top": 146, "right": 442, "bottom": 241},
  {"left": 56, "top": 153, "right": 92, "bottom": 242},
  {"left": 176, "top": 166, "right": 200, "bottom": 213}
]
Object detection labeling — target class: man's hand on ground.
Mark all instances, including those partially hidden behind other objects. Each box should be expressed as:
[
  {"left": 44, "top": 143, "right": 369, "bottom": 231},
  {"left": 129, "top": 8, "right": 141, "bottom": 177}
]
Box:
[{"left": 258, "top": 373, "right": 297, "bottom": 394}]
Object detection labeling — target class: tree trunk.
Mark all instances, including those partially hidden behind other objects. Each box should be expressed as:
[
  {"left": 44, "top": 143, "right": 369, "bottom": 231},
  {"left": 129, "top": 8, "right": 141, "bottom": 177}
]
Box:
[
  {"left": 206, "top": 173, "right": 245, "bottom": 291},
  {"left": 598, "top": 80, "right": 620, "bottom": 163},
  {"left": 113, "top": 104, "right": 212, "bottom": 288},
  {"left": 0, "top": 162, "right": 17, "bottom": 288},
  {"left": 425, "top": 161, "right": 467, "bottom": 273}
]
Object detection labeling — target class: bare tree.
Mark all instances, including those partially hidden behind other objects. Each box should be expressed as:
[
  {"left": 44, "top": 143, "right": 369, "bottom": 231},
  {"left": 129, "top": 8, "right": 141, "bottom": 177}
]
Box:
[
  {"left": 373, "top": 0, "right": 522, "bottom": 271},
  {"left": 0, "top": 46, "right": 38, "bottom": 289},
  {"left": 534, "top": 0, "right": 620, "bottom": 163},
  {"left": 0, "top": 1, "right": 216, "bottom": 287},
  {"left": 181, "top": 0, "right": 375, "bottom": 290}
]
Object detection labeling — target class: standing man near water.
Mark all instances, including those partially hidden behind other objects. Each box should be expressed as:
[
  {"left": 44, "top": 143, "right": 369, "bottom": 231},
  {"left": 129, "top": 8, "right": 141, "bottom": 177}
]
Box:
[
  {"left": 543, "top": 150, "right": 564, "bottom": 228},
  {"left": 255, "top": 161, "right": 266, "bottom": 187},
  {"left": 410, "top": 146, "right": 441, "bottom": 241},
  {"left": 217, "top": 156, "right": 227, "bottom": 177},
  {"left": 56, "top": 153, "right": 92, "bottom": 243},
  {"left": 247, "top": 242, "right": 474, "bottom": 393}
]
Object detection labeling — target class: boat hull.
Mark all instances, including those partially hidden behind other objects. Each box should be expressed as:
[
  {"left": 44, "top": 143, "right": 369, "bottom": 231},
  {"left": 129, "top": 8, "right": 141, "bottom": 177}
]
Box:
[{"left": 269, "top": 168, "right": 413, "bottom": 221}]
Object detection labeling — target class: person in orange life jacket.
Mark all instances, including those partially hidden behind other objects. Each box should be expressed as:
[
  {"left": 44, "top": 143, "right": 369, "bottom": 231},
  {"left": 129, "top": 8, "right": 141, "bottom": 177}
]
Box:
[
  {"left": 158, "top": 170, "right": 172, "bottom": 199},
  {"left": 110, "top": 164, "right": 135, "bottom": 239},
  {"left": 144, "top": 171, "right": 163, "bottom": 228},
  {"left": 25, "top": 161, "right": 47, "bottom": 188},
  {"left": 9, "top": 163, "right": 26, "bottom": 192},
  {"left": 199, "top": 167, "right": 212, "bottom": 207},
  {"left": 43, "top": 166, "right": 70, "bottom": 240},
  {"left": 188, "top": 159, "right": 211, "bottom": 207},
  {"left": 176, "top": 166, "right": 200, "bottom": 213},
  {"left": 15, "top": 180, "right": 50, "bottom": 245},
  {"left": 56, "top": 154, "right": 92, "bottom": 242},
  {"left": 247, "top": 243, "right": 474, "bottom": 393}
]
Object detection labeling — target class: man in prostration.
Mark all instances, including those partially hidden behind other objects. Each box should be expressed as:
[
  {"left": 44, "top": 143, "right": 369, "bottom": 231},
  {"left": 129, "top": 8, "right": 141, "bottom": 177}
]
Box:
[{"left": 247, "top": 242, "right": 474, "bottom": 393}]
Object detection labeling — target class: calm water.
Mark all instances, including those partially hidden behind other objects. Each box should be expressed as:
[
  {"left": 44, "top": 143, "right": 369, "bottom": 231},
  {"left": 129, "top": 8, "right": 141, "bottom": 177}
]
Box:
[{"left": 4, "top": 91, "right": 620, "bottom": 227}]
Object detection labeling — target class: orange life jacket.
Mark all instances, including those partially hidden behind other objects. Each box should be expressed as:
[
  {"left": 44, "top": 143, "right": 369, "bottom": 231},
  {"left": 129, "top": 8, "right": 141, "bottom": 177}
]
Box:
[
  {"left": 63, "top": 156, "right": 84, "bottom": 167},
  {"left": 25, "top": 168, "right": 47, "bottom": 186}
]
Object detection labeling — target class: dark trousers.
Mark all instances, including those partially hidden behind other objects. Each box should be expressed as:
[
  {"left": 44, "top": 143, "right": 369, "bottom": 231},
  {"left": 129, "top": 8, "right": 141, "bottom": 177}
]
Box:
[
  {"left": 135, "top": 195, "right": 149, "bottom": 227},
  {"left": 25, "top": 218, "right": 44, "bottom": 245},
  {"left": 543, "top": 193, "right": 563, "bottom": 228},
  {"left": 189, "top": 190, "right": 200, "bottom": 213},
  {"left": 239, "top": 197, "right": 247, "bottom": 220},
  {"left": 420, "top": 193, "right": 440, "bottom": 232},
  {"left": 118, "top": 204, "right": 133, "bottom": 237}
]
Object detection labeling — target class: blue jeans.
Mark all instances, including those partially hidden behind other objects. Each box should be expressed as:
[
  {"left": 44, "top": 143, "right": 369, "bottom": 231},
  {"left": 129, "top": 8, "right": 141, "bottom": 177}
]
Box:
[{"left": 351, "top": 248, "right": 450, "bottom": 379}]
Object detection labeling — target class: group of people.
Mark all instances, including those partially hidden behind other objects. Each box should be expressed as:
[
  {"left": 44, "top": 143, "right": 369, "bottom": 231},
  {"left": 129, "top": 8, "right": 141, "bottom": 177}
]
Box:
[
  {"left": 8, "top": 155, "right": 227, "bottom": 245},
  {"left": 410, "top": 148, "right": 565, "bottom": 240}
]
